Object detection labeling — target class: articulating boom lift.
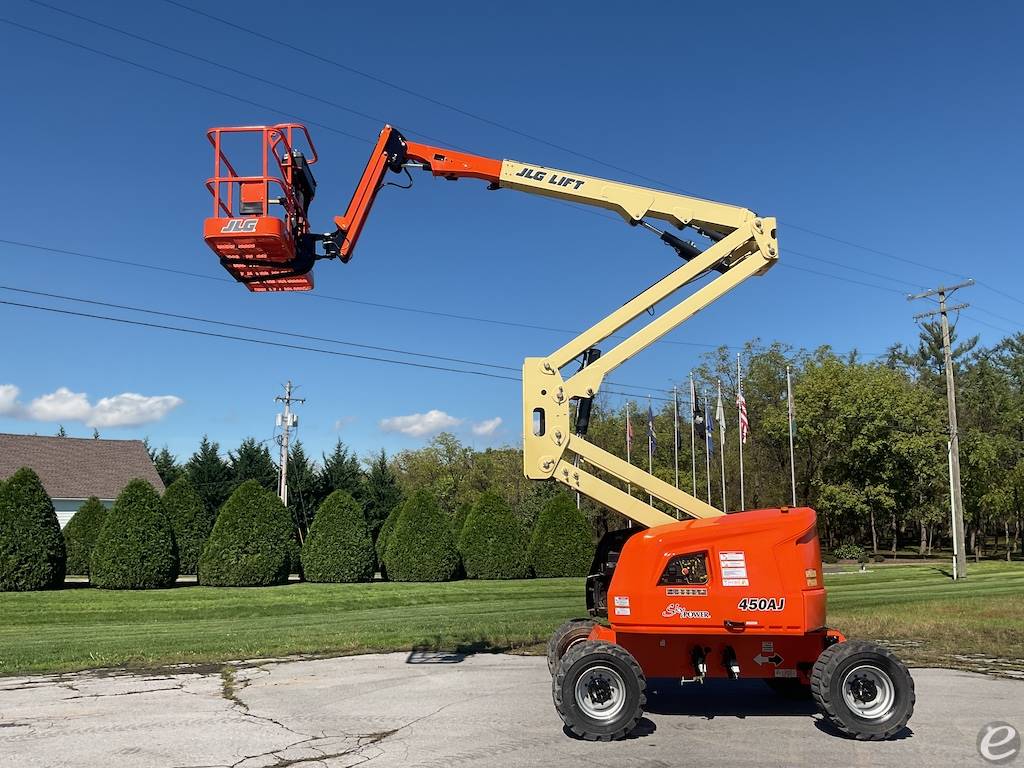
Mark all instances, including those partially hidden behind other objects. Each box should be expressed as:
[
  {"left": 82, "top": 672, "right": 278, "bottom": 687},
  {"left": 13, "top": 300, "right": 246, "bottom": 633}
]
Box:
[{"left": 204, "top": 124, "right": 915, "bottom": 741}]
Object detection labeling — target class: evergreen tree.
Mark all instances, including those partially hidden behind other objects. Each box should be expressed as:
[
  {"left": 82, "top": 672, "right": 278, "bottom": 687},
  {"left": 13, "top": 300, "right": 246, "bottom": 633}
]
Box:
[
  {"left": 162, "top": 477, "right": 215, "bottom": 574},
  {"left": 185, "top": 436, "right": 232, "bottom": 514},
  {"left": 229, "top": 437, "right": 278, "bottom": 492},
  {"left": 56, "top": 425, "right": 66, "bottom": 437},
  {"left": 459, "top": 492, "right": 529, "bottom": 579},
  {"left": 301, "top": 491, "right": 375, "bottom": 582},
  {"left": 153, "top": 446, "right": 183, "bottom": 487},
  {"left": 363, "top": 449, "right": 403, "bottom": 541},
  {"left": 63, "top": 497, "right": 108, "bottom": 576},
  {"left": 90, "top": 479, "right": 178, "bottom": 590},
  {"left": 286, "top": 440, "right": 318, "bottom": 536},
  {"left": 528, "top": 492, "right": 594, "bottom": 578},
  {"left": 0, "top": 468, "right": 66, "bottom": 590},
  {"left": 199, "top": 480, "right": 293, "bottom": 586},
  {"left": 383, "top": 490, "right": 460, "bottom": 582},
  {"left": 318, "top": 440, "right": 364, "bottom": 505},
  {"left": 92, "top": 428, "right": 100, "bottom": 439}
]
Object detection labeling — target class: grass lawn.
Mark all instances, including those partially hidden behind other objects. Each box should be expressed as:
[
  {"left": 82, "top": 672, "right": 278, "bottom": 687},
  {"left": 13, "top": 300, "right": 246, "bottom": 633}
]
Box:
[{"left": 0, "top": 562, "right": 1021, "bottom": 676}]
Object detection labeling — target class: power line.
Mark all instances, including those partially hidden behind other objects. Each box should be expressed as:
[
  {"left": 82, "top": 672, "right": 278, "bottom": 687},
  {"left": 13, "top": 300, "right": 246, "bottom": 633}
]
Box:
[{"left": 6, "top": 9, "right": 1016, "bottom": 330}]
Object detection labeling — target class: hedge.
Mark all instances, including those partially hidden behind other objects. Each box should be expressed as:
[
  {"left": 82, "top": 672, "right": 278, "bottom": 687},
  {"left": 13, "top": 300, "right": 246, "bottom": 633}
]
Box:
[
  {"left": 301, "top": 491, "right": 375, "bottom": 583},
  {"left": 162, "top": 477, "right": 215, "bottom": 574},
  {"left": 383, "top": 490, "right": 459, "bottom": 582},
  {"left": 198, "top": 480, "right": 293, "bottom": 586},
  {"left": 91, "top": 479, "right": 178, "bottom": 589},
  {"left": 527, "top": 492, "right": 594, "bottom": 577},
  {"left": 63, "top": 497, "right": 108, "bottom": 576},
  {"left": 375, "top": 505, "right": 400, "bottom": 562},
  {"left": 0, "top": 467, "right": 66, "bottom": 591},
  {"left": 458, "top": 492, "right": 529, "bottom": 579}
]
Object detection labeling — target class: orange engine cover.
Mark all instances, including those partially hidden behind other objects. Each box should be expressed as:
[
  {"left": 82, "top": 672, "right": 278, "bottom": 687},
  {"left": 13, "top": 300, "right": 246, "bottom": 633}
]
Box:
[
  {"left": 203, "top": 216, "right": 313, "bottom": 292},
  {"left": 607, "top": 507, "right": 825, "bottom": 637}
]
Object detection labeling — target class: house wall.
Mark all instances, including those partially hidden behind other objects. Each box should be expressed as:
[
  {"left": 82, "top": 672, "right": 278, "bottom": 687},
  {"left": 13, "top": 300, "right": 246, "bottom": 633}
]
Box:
[{"left": 52, "top": 498, "right": 114, "bottom": 529}]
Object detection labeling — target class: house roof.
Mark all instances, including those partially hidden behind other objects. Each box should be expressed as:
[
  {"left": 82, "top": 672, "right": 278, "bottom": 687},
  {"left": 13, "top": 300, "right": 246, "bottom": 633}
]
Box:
[{"left": 0, "top": 433, "right": 165, "bottom": 500}]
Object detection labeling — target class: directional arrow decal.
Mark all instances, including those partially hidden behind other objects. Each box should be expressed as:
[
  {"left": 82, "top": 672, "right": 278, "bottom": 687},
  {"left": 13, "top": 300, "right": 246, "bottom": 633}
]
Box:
[{"left": 754, "top": 653, "right": 784, "bottom": 666}]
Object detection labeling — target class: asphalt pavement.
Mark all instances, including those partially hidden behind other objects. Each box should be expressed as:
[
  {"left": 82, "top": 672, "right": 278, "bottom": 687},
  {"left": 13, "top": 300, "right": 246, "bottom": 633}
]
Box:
[{"left": 1, "top": 652, "right": 1021, "bottom": 767}]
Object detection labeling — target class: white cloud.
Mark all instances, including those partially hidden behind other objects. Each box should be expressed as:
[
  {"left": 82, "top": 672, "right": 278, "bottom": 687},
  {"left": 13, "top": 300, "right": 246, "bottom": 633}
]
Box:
[
  {"left": 87, "top": 393, "right": 184, "bottom": 428},
  {"left": 0, "top": 384, "right": 20, "bottom": 416},
  {"left": 380, "top": 409, "right": 462, "bottom": 438},
  {"left": 0, "top": 384, "right": 183, "bottom": 428},
  {"left": 333, "top": 416, "right": 356, "bottom": 431},
  {"left": 471, "top": 417, "right": 503, "bottom": 436},
  {"left": 26, "top": 387, "right": 92, "bottom": 422}
]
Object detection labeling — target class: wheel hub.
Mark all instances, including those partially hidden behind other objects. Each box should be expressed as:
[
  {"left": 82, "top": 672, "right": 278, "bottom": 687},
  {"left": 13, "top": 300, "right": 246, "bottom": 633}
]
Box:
[
  {"left": 573, "top": 664, "right": 627, "bottom": 721},
  {"left": 850, "top": 676, "right": 878, "bottom": 703},
  {"left": 841, "top": 664, "right": 896, "bottom": 721}
]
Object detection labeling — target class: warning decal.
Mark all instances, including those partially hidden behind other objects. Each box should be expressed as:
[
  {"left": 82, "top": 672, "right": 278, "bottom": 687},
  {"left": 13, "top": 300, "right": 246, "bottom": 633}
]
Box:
[{"left": 718, "top": 551, "right": 748, "bottom": 586}]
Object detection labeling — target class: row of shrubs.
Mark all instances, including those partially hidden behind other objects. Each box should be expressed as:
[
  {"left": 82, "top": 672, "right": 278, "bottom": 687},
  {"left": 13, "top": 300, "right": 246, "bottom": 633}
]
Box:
[{"left": 0, "top": 467, "right": 595, "bottom": 590}]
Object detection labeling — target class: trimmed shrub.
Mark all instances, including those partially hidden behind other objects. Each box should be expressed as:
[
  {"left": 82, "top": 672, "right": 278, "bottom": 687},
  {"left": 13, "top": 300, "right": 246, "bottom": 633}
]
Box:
[
  {"left": 198, "top": 480, "right": 293, "bottom": 586},
  {"left": 0, "top": 467, "right": 66, "bottom": 591},
  {"left": 375, "top": 504, "right": 401, "bottom": 562},
  {"left": 383, "top": 490, "right": 459, "bottom": 582},
  {"left": 91, "top": 479, "right": 178, "bottom": 589},
  {"left": 453, "top": 503, "right": 471, "bottom": 539},
  {"left": 833, "top": 543, "right": 867, "bottom": 561},
  {"left": 458, "top": 492, "right": 529, "bottom": 580},
  {"left": 302, "top": 491, "right": 375, "bottom": 583},
  {"left": 162, "top": 477, "right": 215, "bottom": 574},
  {"left": 822, "top": 554, "right": 838, "bottom": 565},
  {"left": 528, "top": 493, "right": 594, "bottom": 578},
  {"left": 63, "top": 497, "right": 108, "bottom": 576}
]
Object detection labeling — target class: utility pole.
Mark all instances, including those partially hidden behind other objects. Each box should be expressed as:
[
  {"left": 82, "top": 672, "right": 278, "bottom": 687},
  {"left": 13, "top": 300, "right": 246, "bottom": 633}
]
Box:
[
  {"left": 275, "top": 380, "right": 305, "bottom": 508},
  {"left": 908, "top": 279, "right": 973, "bottom": 581}
]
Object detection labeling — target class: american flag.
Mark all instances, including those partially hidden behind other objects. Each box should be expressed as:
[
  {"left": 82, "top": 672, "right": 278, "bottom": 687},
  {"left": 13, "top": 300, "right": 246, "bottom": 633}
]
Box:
[{"left": 736, "top": 386, "right": 749, "bottom": 444}]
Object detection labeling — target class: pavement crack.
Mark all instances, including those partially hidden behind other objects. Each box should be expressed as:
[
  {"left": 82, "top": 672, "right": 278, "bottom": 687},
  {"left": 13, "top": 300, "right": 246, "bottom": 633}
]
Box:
[{"left": 63, "top": 684, "right": 184, "bottom": 700}]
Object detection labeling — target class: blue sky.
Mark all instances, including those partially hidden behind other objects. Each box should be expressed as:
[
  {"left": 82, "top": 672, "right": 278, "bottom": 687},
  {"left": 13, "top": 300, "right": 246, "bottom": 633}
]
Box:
[{"left": 1, "top": 1, "right": 1021, "bottom": 465}]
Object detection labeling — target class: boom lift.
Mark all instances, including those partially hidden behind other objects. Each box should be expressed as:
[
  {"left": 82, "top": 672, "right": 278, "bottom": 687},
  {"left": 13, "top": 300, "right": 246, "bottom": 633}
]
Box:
[{"left": 203, "top": 123, "right": 915, "bottom": 741}]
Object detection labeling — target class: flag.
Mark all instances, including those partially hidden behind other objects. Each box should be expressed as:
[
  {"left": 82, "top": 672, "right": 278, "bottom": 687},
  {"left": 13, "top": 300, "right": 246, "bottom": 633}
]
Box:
[
  {"left": 787, "top": 380, "right": 796, "bottom": 433},
  {"left": 693, "top": 395, "right": 706, "bottom": 440},
  {"left": 647, "top": 403, "right": 657, "bottom": 452},
  {"left": 626, "top": 406, "right": 634, "bottom": 455},
  {"left": 736, "top": 386, "right": 749, "bottom": 444},
  {"left": 715, "top": 387, "right": 726, "bottom": 449},
  {"left": 706, "top": 402, "right": 715, "bottom": 457}
]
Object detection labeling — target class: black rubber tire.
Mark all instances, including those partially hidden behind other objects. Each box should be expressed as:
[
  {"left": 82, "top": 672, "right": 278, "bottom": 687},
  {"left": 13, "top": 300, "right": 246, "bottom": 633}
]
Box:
[
  {"left": 546, "top": 619, "right": 597, "bottom": 675},
  {"left": 810, "top": 640, "right": 915, "bottom": 740},
  {"left": 763, "top": 677, "right": 813, "bottom": 700},
  {"left": 552, "top": 640, "right": 646, "bottom": 741}
]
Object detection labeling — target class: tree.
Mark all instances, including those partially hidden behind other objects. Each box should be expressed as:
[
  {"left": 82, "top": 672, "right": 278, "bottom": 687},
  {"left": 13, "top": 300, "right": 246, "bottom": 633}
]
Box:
[
  {"left": 286, "top": 440, "right": 318, "bottom": 537},
  {"left": 198, "top": 480, "right": 293, "bottom": 587},
  {"left": 90, "top": 479, "right": 178, "bottom": 589},
  {"left": 301, "top": 491, "right": 375, "bottom": 582},
  {"left": 0, "top": 468, "right": 66, "bottom": 590},
  {"left": 92, "top": 428, "right": 100, "bottom": 439},
  {"left": 383, "top": 490, "right": 460, "bottom": 582},
  {"left": 362, "top": 449, "right": 403, "bottom": 541},
  {"left": 162, "top": 477, "right": 215, "bottom": 574},
  {"left": 375, "top": 504, "right": 401, "bottom": 571},
  {"left": 318, "top": 440, "right": 364, "bottom": 504},
  {"left": 63, "top": 497, "right": 108, "bottom": 576},
  {"left": 229, "top": 437, "right": 278, "bottom": 492},
  {"left": 528, "top": 492, "right": 594, "bottom": 578},
  {"left": 56, "top": 425, "right": 66, "bottom": 437},
  {"left": 153, "top": 446, "right": 183, "bottom": 487},
  {"left": 185, "top": 436, "right": 232, "bottom": 514},
  {"left": 458, "top": 492, "right": 530, "bottom": 579}
]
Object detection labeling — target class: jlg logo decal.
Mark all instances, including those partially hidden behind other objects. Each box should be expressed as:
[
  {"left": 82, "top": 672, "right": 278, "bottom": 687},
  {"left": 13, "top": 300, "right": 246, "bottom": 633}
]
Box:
[
  {"left": 221, "top": 218, "right": 258, "bottom": 233},
  {"left": 514, "top": 166, "right": 586, "bottom": 190},
  {"left": 737, "top": 597, "right": 786, "bottom": 611}
]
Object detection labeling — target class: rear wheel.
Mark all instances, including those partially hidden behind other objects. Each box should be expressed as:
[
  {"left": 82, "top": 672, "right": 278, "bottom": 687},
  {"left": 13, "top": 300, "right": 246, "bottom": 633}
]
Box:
[
  {"left": 811, "top": 640, "right": 915, "bottom": 740},
  {"left": 546, "top": 619, "right": 597, "bottom": 675},
  {"left": 552, "top": 640, "right": 645, "bottom": 741}
]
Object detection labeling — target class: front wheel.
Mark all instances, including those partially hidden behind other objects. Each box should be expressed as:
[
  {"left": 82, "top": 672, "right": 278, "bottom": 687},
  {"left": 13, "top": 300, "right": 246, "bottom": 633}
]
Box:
[
  {"left": 810, "top": 640, "right": 915, "bottom": 740},
  {"left": 552, "top": 640, "right": 646, "bottom": 741}
]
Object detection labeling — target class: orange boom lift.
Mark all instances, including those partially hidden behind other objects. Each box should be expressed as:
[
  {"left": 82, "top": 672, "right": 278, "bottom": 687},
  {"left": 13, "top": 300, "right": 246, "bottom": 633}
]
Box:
[{"left": 203, "top": 123, "right": 915, "bottom": 741}]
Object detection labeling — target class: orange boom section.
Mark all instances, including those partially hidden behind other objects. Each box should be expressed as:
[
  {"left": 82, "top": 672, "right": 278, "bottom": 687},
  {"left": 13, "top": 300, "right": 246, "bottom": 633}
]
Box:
[{"left": 203, "top": 124, "right": 319, "bottom": 291}]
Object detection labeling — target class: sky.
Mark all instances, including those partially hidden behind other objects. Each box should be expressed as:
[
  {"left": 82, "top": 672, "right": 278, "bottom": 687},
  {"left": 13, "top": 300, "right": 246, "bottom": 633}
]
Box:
[{"left": 0, "top": 1, "right": 1021, "bottom": 465}]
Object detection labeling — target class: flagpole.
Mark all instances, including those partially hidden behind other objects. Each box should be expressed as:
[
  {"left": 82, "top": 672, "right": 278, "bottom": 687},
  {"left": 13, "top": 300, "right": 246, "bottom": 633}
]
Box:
[
  {"left": 689, "top": 373, "right": 697, "bottom": 497},
  {"left": 647, "top": 395, "right": 654, "bottom": 506},
  {"left": 673, "top": 386, "right": 679, "bottom": 490},
  {"left": 737, "top": 354, "right": 745, "bottom": 511},
  {"left": 704, "top": 387, "right": 712, "bottom": 504},
  {"left": 787, "top": 365, "right": 797, "bottom": 506},
  {"left": 625, "top": 400, "right": 632, "bottom": 498},
  {"left": 717, "top": 381, "right": 726, "bottom": 512}
]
